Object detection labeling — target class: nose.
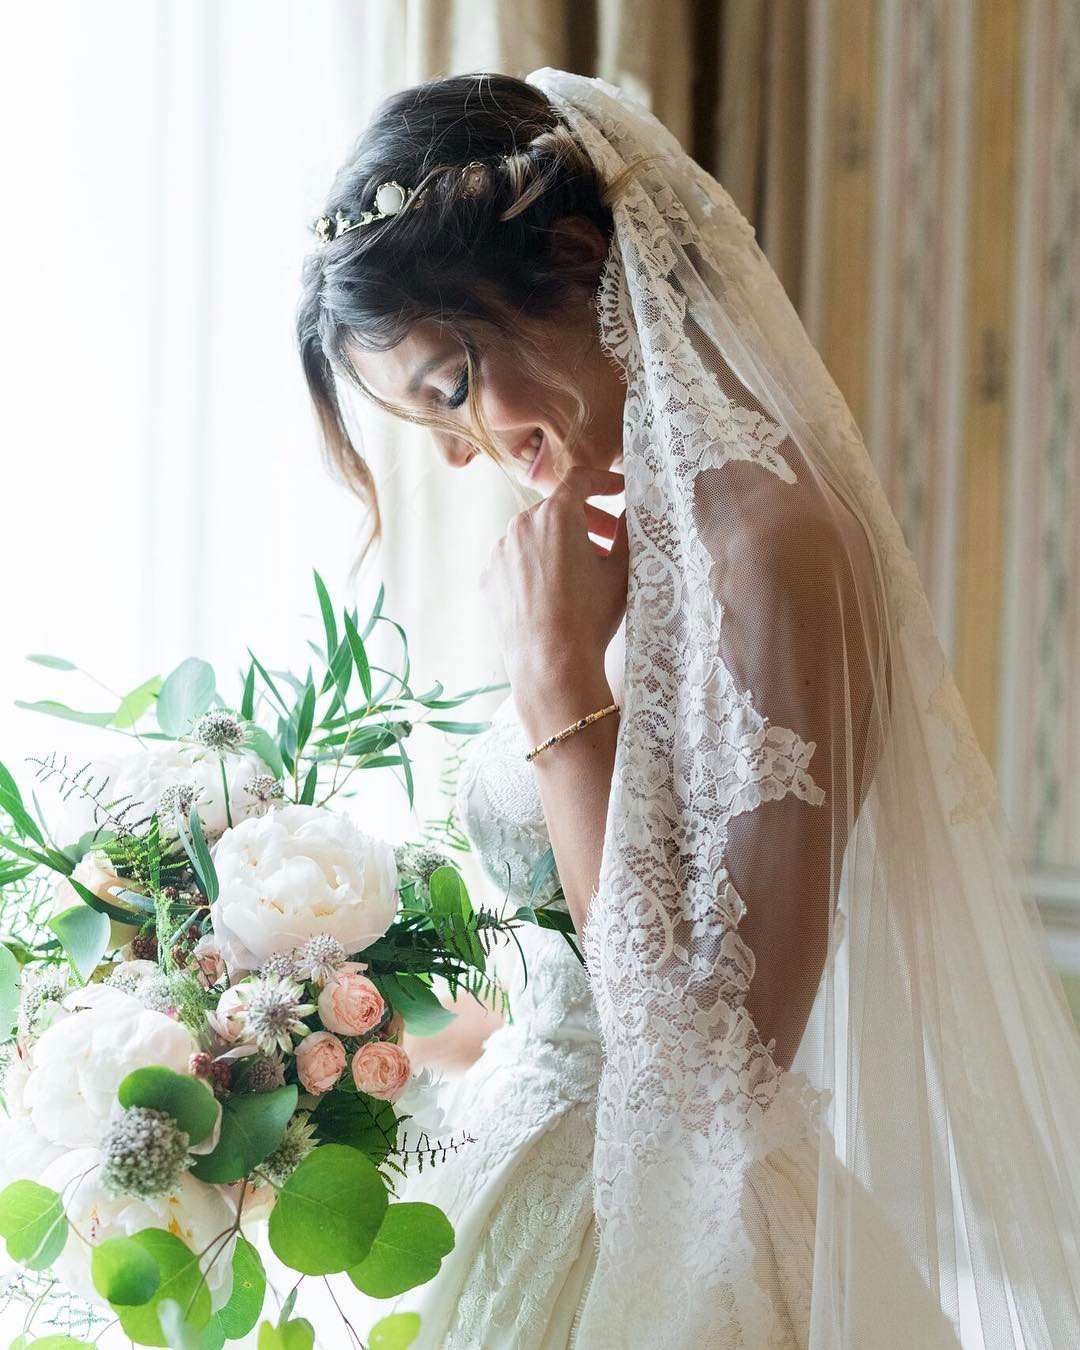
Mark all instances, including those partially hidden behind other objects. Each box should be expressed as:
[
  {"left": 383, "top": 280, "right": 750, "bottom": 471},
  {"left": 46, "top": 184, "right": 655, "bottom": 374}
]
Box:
[{"left": 433, "top": 429, "right": 478, "bottom": 470}]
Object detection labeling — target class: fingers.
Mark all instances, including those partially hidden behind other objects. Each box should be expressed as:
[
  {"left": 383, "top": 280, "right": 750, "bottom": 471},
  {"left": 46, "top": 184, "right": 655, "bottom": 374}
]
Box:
[
  {"left": 584, "top": 502, "right": 620, "bottom": 541},
  {"left": 552, "top": 465, "right": 625, "bottom": 500}
]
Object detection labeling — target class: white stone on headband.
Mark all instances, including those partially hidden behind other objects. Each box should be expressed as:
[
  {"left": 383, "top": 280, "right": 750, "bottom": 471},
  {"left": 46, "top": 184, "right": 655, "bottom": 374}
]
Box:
[
  {"left": 314, "top": 180, "right": 411, "bottom": 246},
  {"left": 313, "top": 158, "right": 505, "bottom": 246}
]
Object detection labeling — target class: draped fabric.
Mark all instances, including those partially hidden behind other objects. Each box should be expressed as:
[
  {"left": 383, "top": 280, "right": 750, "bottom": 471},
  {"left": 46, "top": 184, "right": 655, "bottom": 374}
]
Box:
[{"left": 525, "top": 66, "right": 1080, "bottom": 1348}]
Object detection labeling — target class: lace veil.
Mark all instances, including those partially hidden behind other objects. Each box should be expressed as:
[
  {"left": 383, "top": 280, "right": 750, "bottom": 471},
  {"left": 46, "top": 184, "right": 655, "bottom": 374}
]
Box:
[{"left": 525, "top": 67, "right": 1080, "bottom": 1348}]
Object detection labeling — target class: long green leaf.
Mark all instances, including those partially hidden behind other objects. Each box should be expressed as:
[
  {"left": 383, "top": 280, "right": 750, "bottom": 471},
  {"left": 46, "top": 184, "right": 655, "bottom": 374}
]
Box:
[
  {"left": 0, "top": 761, "right": 44, "bottom": 845},
  {"left": 112, "top": 675, "right": 162, "bottom": 730},
  {"left": 240, "top": 661, "right": 256, "bottom": 721},
  {"left": 313, "top": 571, "right": 338, "bottom": 665},
  {"left": 14, "top": 700, "right": 113, "bottom": 727},
  {"left": 295, "top": 681, "right": 316, "bottom": 756},
  {"left": 343, "top": 611, "right": 372, "bottom": 703},
  {"left": 360, "top": 583, "right": 385, "bottom": 641}
]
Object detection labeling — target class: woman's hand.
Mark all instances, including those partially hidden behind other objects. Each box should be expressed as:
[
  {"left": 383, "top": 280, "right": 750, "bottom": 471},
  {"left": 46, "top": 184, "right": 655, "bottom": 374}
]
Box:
[{"left": 480, "top": 466, "right": 627, "bottom": 734}]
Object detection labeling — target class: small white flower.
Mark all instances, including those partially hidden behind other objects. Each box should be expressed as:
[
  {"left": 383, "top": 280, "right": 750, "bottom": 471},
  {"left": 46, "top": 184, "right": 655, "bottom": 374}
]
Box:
[
  {"left": 293, "top": 935, "right": 346, "bottom": 985},
  {"left": 232, "top": 972, "right": 315, "bottom": 1056}
]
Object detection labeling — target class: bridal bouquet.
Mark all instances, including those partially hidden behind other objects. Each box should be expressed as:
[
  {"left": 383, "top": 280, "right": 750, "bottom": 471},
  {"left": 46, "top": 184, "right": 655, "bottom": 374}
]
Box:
[{"left": 0, "top": 576, "right": 506, "bottom": 1349}]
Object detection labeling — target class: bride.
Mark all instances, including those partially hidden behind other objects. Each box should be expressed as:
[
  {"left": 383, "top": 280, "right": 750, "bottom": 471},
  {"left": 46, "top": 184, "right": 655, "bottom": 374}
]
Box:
[{"left": 297, "top": 69, "right": 1080, "bottom": 1348}]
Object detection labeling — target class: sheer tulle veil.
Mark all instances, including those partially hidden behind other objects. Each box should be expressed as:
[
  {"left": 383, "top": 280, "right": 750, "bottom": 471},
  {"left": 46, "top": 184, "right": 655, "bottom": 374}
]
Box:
[{"left": 525, "top": 67, "right": 1080, "bottom": 1348}]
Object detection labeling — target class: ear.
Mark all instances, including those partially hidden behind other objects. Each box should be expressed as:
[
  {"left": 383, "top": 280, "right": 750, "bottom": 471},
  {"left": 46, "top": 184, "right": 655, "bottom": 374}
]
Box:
[{"left": 550, "top": 215, "right": 609, "bottom": 272}]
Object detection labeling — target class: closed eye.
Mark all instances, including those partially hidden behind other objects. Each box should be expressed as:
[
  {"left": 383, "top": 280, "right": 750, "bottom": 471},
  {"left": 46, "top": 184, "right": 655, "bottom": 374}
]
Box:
[{"left": 444, "top": 363, "right": 470, "bottom": 411}]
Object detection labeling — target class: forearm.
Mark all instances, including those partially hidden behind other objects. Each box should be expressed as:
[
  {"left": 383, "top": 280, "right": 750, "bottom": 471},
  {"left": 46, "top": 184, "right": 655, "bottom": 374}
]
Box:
[{"left": 514, "top": 664, "right": 619, "bottom": 936}]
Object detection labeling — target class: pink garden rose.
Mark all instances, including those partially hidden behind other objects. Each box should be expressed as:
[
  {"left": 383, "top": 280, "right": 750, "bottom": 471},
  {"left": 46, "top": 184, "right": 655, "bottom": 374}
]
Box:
[
  {"left": 317, "top": 964, "right": 385, "bottom": 1037},
  {"left": 295, "top": 1031, "right": 347, "bottom": 1094},
  {"left": 351, "top": 1041, "right": 411, "bottom": 1102}
]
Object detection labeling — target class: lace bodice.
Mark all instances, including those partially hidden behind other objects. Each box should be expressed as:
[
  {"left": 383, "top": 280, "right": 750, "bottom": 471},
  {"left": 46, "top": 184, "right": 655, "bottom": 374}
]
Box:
[{"left": 455, "top": 697, "right": 598, "bottom": 1042}]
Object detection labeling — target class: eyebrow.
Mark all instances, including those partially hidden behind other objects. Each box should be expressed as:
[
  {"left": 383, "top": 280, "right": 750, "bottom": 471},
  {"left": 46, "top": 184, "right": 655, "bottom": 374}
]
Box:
[{"left": 406, "top": 354, "right": 454, "bottom": 397}]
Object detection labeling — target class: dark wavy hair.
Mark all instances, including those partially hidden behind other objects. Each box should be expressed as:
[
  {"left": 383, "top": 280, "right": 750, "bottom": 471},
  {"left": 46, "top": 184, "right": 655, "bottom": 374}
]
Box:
[{"left": 296, "top": 71, "right": 652, "bottom": 560}]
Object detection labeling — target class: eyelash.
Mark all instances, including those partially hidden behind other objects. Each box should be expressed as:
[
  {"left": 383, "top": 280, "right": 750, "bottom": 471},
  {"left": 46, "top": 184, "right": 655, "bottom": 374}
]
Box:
[{"left": 445, "top": 364, "right": 470, "bottom": 410}]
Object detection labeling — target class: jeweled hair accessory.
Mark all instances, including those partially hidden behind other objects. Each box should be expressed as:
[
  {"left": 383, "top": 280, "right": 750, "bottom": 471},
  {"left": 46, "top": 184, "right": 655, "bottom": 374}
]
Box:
[{"left": 313, "top": 180, "right": 412, "bottom": 246}]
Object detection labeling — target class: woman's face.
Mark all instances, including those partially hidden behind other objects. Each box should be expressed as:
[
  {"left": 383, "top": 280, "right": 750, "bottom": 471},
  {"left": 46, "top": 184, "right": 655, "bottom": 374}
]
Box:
[{"left": 347, "top": 272, "right": 626, "bottom": 495}]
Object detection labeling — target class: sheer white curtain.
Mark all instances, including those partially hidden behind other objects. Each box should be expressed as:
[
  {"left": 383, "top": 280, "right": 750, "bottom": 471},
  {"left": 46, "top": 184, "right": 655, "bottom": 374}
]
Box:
[{"left": 0, "top": 0, "right": 518, "bottom": 846}]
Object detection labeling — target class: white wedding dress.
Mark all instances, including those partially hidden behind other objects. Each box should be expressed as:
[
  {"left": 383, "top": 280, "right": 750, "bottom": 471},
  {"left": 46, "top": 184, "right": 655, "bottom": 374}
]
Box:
[{"left": 356, "top": 697, "right": 961, "bottom": 1350}]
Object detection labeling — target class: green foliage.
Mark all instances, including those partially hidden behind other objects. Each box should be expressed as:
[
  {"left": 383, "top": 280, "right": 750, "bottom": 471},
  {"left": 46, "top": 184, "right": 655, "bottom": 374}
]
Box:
[
  {"left": 348, "top": 1202, "right": 455, "bottom": 1298},
  {"left": 268, "top": 1144, "right": 387, "bottom": 1276},
  {"left": 113, "top": 677, "right": 163, "bottom": 731},
  {"left": 368, "top": 1313, "right": 422, "bottom": 1349},
  {"left": 112, "top": 1229, "right": 211, "bottom": 1346},
  {"left": 90, "top": 1235, "right": 161, "bottom": 1306},
  {"left": 0, "top": 1181, "right": 67, "bottom": 1270},
  {"left": 256, "top": 1320, "right": 315, "bottom": 1350},
  {"left": 156, "top": 659, "right": 216, "bottom": 737},
  {"left": 310, "top": 1088, "right": 399, "bottom": 1166},
  {"left": 46, "top": 905, "right": 111, "bottom": 983},
  {"left": 0, "top": 940, "right": 20, "bottom": 1036},
  {"left": 117, "top": 1068, "right": 219, "bottom": 1147},
  {"left": 377, "top": 973, "right": 456, "bottom": 1038},
  {"left": 172, "top": 806, "right": 218, "bottom": 904},
  {"left": 212, "top": 1235, "right": 265, "bottom": 1340},
  {"left": 427, "top": 867, "right": 486, "bottom": 971},
  {"left": 190, "top": 1085, "right": 297, "bottom": 1184}
]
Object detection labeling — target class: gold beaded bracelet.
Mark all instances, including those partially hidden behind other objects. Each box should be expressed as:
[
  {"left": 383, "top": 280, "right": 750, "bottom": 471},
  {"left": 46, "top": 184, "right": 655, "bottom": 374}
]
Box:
[{"left": 525, "top": 703, "right": 620, "bottom": 762}]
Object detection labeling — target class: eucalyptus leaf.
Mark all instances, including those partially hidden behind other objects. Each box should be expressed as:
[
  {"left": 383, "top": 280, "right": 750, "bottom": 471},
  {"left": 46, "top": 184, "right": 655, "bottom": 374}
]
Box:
[
  {"left": 114, "top": 1229, "right": 211, "bottom": 1345},
  {"left": 113, "top": 676, "right": 162, "bottom": 730},
  {"left": 268, "top": 1144, "right": 387, "bottom": 1275},
  {"left": 190, "top": 1084, "right": 297, "bottom": 1184},
  {"left": 157, "top": 1299, "right": 204, "bottom": 1350},
  {"left": 0, "top": 1181, "right": 67, "bottom": 1270},
  {"left": 156, "top": 658, "right": 216, "bottom": 737},
  {"left": 48, "top": 904, "right": 111, "bottom": 983},
  {"left": 26, "top": 653, "right": 78, "bottom": 671},
  {"left": 14, "top": 699, "right": 113, "bottom": 727},
  {"left": 348, "top": 1202, "right": 454, "bottom": 1298},
  {"left": 90, "top": 1235, "right": 161, "bottom": 1306},
  {"left": 313, "top": 570, "right": 338, "bottom": 661},
  {"left": 256, "top": 1320, "right": 315, "bottom": 1350},
  {"left": 368, "top": 1312, "right": 422, "bottom": 1349},
  {"left": 214, "top": 1234, "right": 265, "bottom": 1339},
  {"left": 117, "top": 1067, "right": 219, "bottom": 1146}
]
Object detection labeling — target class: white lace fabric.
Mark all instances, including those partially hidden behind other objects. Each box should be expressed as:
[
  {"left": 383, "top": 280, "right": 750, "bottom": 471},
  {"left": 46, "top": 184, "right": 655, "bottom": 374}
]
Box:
[{"left": 512, "top": 67, "right": 1080, "bottom": 1349}]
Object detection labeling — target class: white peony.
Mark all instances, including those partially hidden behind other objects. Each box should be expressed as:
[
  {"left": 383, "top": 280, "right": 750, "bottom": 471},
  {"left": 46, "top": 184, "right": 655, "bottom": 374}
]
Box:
[
  {"left": 38, "top": 1147, "right": 237, "bottom": 1309},
  {"left": 23, "top": 984, "right": 214, "bottom": 1150},
  {"left": 209, "top": 804, "right": 399, "bottom": 975},
  {"left": 50, "top": 742, "right": 274, "bottom": 848}
]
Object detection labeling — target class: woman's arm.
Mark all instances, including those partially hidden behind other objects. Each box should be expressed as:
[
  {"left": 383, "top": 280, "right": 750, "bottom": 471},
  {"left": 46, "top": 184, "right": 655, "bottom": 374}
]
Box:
[
  {"left": 479, "top": 465, "right": 628, "bottom": 936},
  {"left": 513, "top": 661, "right": 619, "bottom": 935}
]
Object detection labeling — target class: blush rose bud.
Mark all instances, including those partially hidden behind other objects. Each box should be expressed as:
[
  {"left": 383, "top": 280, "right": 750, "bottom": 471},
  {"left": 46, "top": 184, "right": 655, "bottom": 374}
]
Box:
[
  {"left": 295, "top": 1031, "right": 347, "bottom": 1094},
  {"left": 317, "top": 964, "right": 385, "bottom": 1037},
  {"left": 351, "top": 1041, "right": 412, "bottom": 1102}
]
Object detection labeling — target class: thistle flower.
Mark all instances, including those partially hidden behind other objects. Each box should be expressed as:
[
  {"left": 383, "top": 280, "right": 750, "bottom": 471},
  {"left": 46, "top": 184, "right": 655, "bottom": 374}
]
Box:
[
  {"left": 191, "top": 710, "right": 246, "bottom": 754},
  {"left": 16, "top": 968, "right": 69, "bottom": 1046},
  {"left": 99, "top": 1107, "right": 191, "bottom": 1199},
  {"left": 260, "top": 951, "right": 300, "bottom": 982},
  {"left": 234, "top": 972, "right": 315, "bottom": 1055},
  {"left": 395, "top": 843, "right": 452, "bottom": 903},
  {"left": 157, "top": 782, "right": 198, "bottom": 820},
  {"left": 242, "top": 774, "right": 284, "bottom": 809},
  {"left": 262, "top": 1112, "right": 317, "bottom": 1186},
  {"left": 293, "top": 935, "right": 346, "bottom": 985},
  {"left": 242, "top": 1055, "right": 287, "bottom": 1094}
]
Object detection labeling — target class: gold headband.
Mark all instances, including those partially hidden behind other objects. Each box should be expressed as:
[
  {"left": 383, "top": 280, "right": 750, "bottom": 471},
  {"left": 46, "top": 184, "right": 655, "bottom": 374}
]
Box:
[{"left": 312, "top": 159, "right": 502, "bottom": 247}]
